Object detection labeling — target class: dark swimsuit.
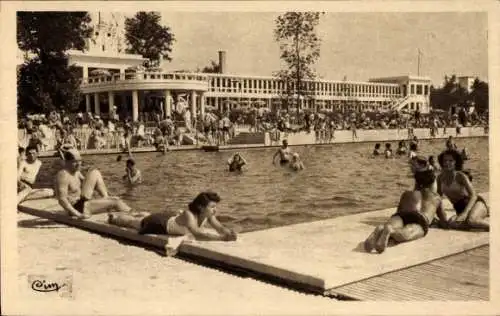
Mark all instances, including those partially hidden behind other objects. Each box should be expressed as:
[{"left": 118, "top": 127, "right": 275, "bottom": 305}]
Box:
[
  {"left": 72, "top": 197, "right": 89, "bottom": 214},
  {"left": 279, "top": 159, "right": 289, "bottom": 165},
  {"left": 452, "top": 195, "right": 487, "bottom": 215},
  {"left": 391, "top": 211, "right": 431, "bottom": 236},
  {"left": 138, "top": 211, "right": 174, "bottom": 235}
]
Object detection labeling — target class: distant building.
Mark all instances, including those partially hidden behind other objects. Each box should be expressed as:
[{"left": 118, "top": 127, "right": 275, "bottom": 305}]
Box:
[{"left": 17, "top": 12, "right": 433, "bottom": 120}]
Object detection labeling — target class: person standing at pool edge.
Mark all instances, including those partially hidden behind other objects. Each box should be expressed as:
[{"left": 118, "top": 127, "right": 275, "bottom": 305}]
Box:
[
  {"left": 108, "top": 191, "right": 238, "bottom": 241},
  {"left": 273, "top": 140, "right": 292, "bottom": 166}
]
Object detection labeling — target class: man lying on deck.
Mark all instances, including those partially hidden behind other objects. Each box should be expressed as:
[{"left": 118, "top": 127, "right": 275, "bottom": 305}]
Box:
[
  {"left": 55, "top": 148, "right": 133, "bottom": 219},
  {"left": 107, "top": 191, "right": 238, "bottom": 241},
  {"left": 18, "top": 145, "right": 54, "bottom": 204},
  {"left": 364, "top": 161, "right": 447, "bottom": 254}
]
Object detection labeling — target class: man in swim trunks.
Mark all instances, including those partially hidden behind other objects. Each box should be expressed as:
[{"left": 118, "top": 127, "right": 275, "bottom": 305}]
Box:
[
  {"left": 55, "top": 148, "right": 133, "bottom": 219},
  {"left": 364, "top": 166, "right": 446, "bottom": 253},
  {"left": 272, "top": 140, "right": 292, "bottom": 166},
  {"left": 17, "top": 145, "right": 54, "bottom": 204}
]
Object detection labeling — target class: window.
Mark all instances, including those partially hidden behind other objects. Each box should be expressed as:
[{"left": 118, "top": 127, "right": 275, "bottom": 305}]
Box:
[
  {"left": 416, "top": 85, "right": 422, "bottom": 95},
  {"left": 410, "top": 84, "right": 415, "bottom": 94},
  {"left": 424, "top": 85, "right": 429, "bottom": 95}
]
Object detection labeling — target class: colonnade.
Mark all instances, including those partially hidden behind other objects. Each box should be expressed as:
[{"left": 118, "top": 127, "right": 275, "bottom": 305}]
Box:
[{"left": 84, "top": 89, "right": 206, "bottom": 121}]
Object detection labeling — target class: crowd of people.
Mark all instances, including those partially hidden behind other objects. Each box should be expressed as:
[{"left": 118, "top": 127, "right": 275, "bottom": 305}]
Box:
[{"left": 17, "top": 105, "right": 488, "bottom": 154}]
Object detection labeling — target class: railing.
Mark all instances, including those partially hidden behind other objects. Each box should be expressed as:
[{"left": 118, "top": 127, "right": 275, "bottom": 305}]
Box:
[{"left": 82, "top": 72, "right": 210, "bottom": 86}]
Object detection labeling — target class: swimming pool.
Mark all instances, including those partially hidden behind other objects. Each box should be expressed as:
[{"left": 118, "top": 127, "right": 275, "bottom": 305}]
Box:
[{"left": 38, "top": 137, "right": 489, "bottom": 232}]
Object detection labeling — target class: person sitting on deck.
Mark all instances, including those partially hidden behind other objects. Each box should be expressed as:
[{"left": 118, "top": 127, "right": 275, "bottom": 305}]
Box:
[
  {"left": 18, "top": 145, "right": 54, "bottom": 204},
  {"left": 289, "top": 153, "right": 305, "bottom": 171},
  {"left": 55, "top": 148, "right": 133, "bottom": 219},
  {"left": 228, "top": 152, "right": 247, "bottom": 172},
  {"left": 272, "top": 140, "right": 292, "bottom": 166},
  {"left": 364, "top": 164, "right": 446, "bottom": 254},
  {"left": 437, "top": 149, "right": 489, "bottom": 231},
  {"left": 123, "top": 158, "right": 142, "bottom": 185},
  {"left": 107, "top": 191, "right": 238, "bottom": 241}
]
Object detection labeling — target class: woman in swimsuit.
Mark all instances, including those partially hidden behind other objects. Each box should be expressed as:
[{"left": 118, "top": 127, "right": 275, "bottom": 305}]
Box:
[
  {"left": 437, "top": 149, "right": 489, "bottom": 231},
  {"left": 108, "top": 191, "right": 238, "bottom": 241}
]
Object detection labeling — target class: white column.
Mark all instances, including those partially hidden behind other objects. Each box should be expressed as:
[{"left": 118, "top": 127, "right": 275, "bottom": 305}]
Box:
[
  {"left": 85, "top": 94, "right": 91, "bottom": 113},
  {"left": 190, "top": 90, "right": 197, "bottom": 118},
  {"left": 108, "top": 91, "right": 114, "bottom": 117},
  {"left": 164, "top": 90, "right": 171, "bottom": 117},
  {"left": 93, "top": 93, "right": 100, "bottom": 115},
  {"left": 215, "top": 97, "right": 219, "bottom": 111},
  {"left": 83, "top": 66, "right": 89, "bottom": 80},
  {"left": 200, "top": 92, "right": 206, "bottom": 117},
  {"left": 132, "top": 90, "right": 139, "bottom": 121}
]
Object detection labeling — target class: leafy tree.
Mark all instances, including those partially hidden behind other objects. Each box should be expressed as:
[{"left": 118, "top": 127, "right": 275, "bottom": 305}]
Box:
[
  {"left": 274, "top": 12, "right": 323, "bottom": 113},
  {"left": 17, "top": 12, "right": 92, "bottom": 115},
  {"left": 125, "top": 12, "right": 175, "bottom": 68},
  {"left": 197, "top": 60, "right": 220, "bottom": 73},
  {"left": 470, "top": 78, "right": 488, "bottom": 114}
]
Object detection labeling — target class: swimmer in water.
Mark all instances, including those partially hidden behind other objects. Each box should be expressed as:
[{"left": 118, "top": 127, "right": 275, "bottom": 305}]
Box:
[
  {"left": 123, "top": 158, "right": 142, "bottom": 185},
  {"left": 396, "top": 141, "right": 407, "bottom": 156},
  {"left": 408, "top": 143, "right": 418, "bottom": 160},
  {"left": 228, "top": 152, "right": 247, "bottom": 172},
  {"left": 289, "top": 153, "right": 305, "bottom": 171},
  {"left": 428, "top": 155, "right": 440, "bottom": 172},
  {"left": 272, "top": 140, "right": 292, "bottom": 166},
  {"left": 437, "top": 149, "right": 488, "bottom": 231},
  {"left": 461, "top": 147, "right": 470, "bottom": 160},
  {"left": 108, "top": 191, "right": 238, "bottom": 241},
  {"left": 446, "top": 136, "right": 458, "bottom": 151},
  {"left": 373, "top": 143, "right": 381, "bottom": 156},
  {"left": 384, "top": 143, "right": 393, "bottom": 159}
]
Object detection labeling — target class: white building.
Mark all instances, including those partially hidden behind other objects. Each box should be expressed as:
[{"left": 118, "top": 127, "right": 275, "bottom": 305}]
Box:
[{"left": 18, "top": 12, "right": 433, "bottom": 121}]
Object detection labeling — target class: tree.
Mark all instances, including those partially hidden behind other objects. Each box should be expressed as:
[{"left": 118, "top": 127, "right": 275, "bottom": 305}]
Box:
[
  {"left": 17, "top": 12, "right": 92, "bottom": 115},
  {"left": 125, "top": 12, "right": 175, "bottom": 68},
  {"left": 470, "top": 78, "right": 488, "bottom": 114},
  {"left": 274, "top": 12, "right": 323, "bottom": 113},
  {"left": 197, "top": 60, "right": 220, "bottom": 73}
]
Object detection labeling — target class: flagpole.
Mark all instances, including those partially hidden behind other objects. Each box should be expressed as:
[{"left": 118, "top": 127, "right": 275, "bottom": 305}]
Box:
[{"left": 417, "top": 49, "right": 421, "bottom": 76}]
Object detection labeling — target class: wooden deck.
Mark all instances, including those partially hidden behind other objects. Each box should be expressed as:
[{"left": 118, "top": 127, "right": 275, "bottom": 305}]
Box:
[{"left": 329, "top": 245, "right": 489, "bottom": 301}]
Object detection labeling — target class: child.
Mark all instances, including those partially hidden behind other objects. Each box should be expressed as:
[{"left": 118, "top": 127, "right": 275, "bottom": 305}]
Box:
[
  {"left": 289, "top": 153, "right": 305, "bottom": 171},
  {"left": 108, "top": 191, "right": 238, "bottom": 241}
]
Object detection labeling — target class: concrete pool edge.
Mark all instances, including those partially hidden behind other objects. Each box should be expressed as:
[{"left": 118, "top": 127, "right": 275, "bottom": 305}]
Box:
[{"left": 37, "top": 134, "right": 488, "bottom": 158}]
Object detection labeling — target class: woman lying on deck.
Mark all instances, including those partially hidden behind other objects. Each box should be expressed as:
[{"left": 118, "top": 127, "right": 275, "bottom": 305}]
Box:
[
  {"left": 364, "top": 161, "right": 448, "bottom": 254},
  {"left": 437, "top": 149, "right": 489, "bottom": 231},
  {"left": 108, "top": 191, "right": 238, "bottom": 241}
]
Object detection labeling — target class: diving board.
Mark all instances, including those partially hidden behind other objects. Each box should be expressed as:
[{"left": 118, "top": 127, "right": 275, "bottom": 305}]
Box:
[{"left": 18, "top": 193, "right": 489, "bottom": 295}]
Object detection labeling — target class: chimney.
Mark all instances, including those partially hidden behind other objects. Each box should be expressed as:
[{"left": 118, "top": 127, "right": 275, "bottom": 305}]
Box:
[{"left": 218, "top": 51, "right": 226, "bottom": 74}]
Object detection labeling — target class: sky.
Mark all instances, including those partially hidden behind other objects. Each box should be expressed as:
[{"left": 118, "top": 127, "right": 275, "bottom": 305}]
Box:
[{"left": 153, "top": 12, "right": 488, "bottom": 87}]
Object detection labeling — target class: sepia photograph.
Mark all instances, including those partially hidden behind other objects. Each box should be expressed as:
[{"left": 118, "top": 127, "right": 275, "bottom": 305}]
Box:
[{"left": 1, "top": 1, "right": 499, "bottom": 315}]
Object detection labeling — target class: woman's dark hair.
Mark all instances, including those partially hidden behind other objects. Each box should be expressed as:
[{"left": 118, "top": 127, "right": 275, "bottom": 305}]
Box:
[
  {"left": 385, "top": 143, "right": 391, "bottom": 148},
  {"left": 188, "top": 191, "right": 221, "bottom": 215},
  {"left": 438, "top": 149, "right": 464, "bottom": 171},
  {"left": 375, "top": 143, "right": 380, "bottom": 149},
  {"left": 409, "top": 143, "right": 418, "bottom": 151},
  {"left": 398, "top": 141, "right": 403, "bottom": 147},
  {"left": 126, "top": 159, "right": 135, "bottom": 167},
  {"left": 26, "top": 145, "right": 38, "bottom": 153},
  {"left": 414, "top": 169, "right": 436, "bottom": 189}
]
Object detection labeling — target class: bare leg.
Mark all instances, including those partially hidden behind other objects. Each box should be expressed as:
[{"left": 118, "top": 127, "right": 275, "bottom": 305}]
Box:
[
  {"left": 465, "top": 201, "right": 489, "bottom": 231},
  {"left": 375, "top": 215, "right": 404, "bottom": 253},
  {"left": 390, "top": 223, "right": 425, "bottom": 243},
  {"left": 17, "top": 187, "right": 33, "bottom": 205},
  {"left": 21, "top": 188, "right": 54, "bottom": 202},
  {"left": 108, "top": 213, "right": 143, "bottom": 230},
  {"left": 364, "top": 225, "right": 384, "bottom": 252},
  {"left": 81, "top": 169, "right": 109, "bottom": 198}
]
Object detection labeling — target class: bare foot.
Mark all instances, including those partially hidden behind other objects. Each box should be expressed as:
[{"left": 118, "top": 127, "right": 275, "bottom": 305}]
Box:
[
  {"left": 375, "top": 226, "right": 393, "bottom": 254},
  {"left": 364, "top": 225, "right": 384, "bottom": 253}
]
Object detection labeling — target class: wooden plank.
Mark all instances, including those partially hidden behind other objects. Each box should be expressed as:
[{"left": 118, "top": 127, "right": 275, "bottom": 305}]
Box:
[{"left": 332, "top": 246, "right": 489, "bottom": 301}]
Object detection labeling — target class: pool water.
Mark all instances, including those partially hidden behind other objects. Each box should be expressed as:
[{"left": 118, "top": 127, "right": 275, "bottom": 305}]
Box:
[{"left": 38, "top": 137, "right": 489, "bottom": 232}]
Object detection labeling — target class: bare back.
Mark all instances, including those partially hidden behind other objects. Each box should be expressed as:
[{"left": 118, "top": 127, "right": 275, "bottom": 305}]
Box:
[{"left": 398, "top": 190, "right": 441, "bottom": 223}]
